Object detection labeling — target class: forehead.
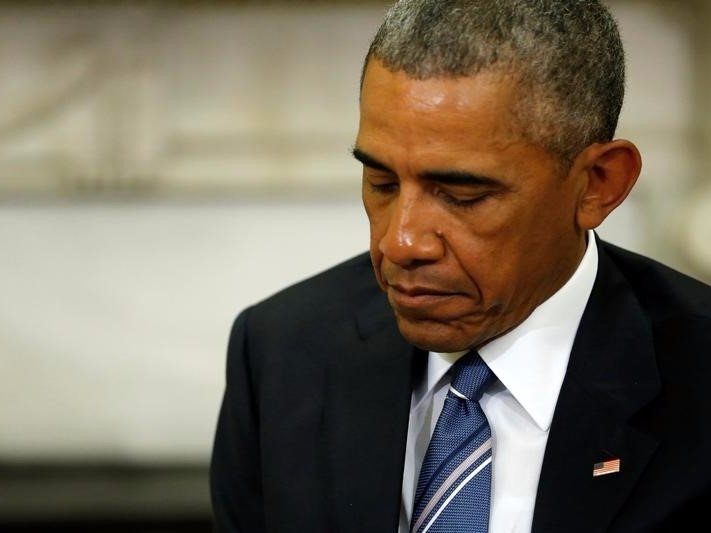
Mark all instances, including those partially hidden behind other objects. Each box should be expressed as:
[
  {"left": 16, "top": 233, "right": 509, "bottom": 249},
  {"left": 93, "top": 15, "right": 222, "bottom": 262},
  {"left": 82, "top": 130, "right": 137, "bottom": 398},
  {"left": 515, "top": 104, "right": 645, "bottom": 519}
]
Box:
[
  {"left": 358, "top": 60, "right": 523, "bottom": 155},
  {"left": 356, "top": 59, "right": 566, "bottom": 182}
]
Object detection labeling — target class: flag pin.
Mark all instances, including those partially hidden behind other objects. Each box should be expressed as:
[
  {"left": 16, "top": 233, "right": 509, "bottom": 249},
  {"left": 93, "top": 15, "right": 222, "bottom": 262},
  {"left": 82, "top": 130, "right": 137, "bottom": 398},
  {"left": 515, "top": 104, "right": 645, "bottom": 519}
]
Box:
[{"left": 593, "top": 457, "right": 621, "bottom": 477}]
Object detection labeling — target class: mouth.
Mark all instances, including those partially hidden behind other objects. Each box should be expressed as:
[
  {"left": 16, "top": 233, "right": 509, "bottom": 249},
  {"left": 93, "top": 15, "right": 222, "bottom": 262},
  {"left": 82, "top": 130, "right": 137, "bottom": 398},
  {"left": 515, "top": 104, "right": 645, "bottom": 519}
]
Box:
[{"left": 387, "top": 283, "right": 460, "bottom": 309}]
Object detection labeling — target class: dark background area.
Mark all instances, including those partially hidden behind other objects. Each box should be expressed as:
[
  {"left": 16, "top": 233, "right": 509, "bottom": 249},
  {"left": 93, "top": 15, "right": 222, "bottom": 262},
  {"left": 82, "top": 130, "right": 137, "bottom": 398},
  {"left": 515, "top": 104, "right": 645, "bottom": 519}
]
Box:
[{"left": 0, "top": 462, "right": 212, "bottom": 532}]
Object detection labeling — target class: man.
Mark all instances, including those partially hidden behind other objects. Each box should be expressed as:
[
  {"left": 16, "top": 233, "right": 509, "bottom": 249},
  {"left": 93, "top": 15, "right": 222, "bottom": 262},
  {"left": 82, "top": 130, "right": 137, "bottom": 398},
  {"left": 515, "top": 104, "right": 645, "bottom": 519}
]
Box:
[{"left": 210, "top": 1, "right": 711, "bottom": 531}]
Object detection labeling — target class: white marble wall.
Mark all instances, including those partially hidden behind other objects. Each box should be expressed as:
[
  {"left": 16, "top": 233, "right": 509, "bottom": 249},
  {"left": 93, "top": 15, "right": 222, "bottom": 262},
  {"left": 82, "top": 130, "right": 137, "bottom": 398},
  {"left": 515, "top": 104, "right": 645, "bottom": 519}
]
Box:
[
  {"left": 0, "top": 3, "right": 380, "bottom": 196},
  {"left": 0, "top": 2, "right": 709, "bottom": 462},
  {"left": 0, "top": 201, "right": 369, "bottom": 461}
]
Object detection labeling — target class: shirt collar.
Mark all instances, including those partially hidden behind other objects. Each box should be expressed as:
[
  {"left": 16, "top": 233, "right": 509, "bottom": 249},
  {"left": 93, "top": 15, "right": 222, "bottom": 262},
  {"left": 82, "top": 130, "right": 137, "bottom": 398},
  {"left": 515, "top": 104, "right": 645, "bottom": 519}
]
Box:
[{"left": 419, "top": 230, "right": 599, "bottom": 431}]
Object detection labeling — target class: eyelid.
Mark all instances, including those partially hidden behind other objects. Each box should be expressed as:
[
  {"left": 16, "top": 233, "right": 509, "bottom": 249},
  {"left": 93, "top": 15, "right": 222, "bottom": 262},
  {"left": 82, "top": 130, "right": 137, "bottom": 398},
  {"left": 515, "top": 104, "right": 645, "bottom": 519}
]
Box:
[
  {"left": 363, "top": 171, "right": 398, "bottom": 193},
  {"left": 363, "top": 168, "right": 398, "bottom": 186},
  {"left": 440, "top": 192, "right": 490, "bottom": 207},
  {"left": 436, "top": 185, "right": 494, "bottom": 207},
  {"left": 366, "top": 182, "right": 398, "bottom": 196}
]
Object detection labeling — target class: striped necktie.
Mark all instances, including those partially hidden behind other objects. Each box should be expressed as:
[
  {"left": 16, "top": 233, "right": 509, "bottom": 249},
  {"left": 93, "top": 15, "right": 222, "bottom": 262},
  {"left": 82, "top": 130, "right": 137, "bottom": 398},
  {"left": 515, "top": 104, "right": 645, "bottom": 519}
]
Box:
[{"left": 411, "top": 351, "right": 495, "bottom": 533}]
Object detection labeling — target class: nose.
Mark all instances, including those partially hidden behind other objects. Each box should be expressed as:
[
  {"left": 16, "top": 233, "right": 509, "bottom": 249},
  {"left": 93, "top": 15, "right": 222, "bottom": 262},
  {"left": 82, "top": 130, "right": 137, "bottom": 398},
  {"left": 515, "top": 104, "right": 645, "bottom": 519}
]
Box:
[{"left": 378, "top": 191, "right": 445, "bottom": 267}]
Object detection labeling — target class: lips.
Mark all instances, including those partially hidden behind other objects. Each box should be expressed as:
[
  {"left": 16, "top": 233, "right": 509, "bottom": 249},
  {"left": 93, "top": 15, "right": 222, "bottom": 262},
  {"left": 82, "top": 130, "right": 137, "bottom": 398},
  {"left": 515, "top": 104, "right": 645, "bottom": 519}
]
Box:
[
  {"left": 387, "top": 283, "right": 459, "bottom": 310},
  {"left": 389, "top": 283, "right": 453, "bottom": 297}
]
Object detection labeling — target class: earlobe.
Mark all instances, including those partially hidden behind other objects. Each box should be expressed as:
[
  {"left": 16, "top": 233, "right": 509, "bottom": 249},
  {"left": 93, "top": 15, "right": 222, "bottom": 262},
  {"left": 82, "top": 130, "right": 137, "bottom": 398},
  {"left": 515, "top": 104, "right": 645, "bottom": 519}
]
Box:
[{"left": 575, "top": 139, "right": 642, "bottom": 230}]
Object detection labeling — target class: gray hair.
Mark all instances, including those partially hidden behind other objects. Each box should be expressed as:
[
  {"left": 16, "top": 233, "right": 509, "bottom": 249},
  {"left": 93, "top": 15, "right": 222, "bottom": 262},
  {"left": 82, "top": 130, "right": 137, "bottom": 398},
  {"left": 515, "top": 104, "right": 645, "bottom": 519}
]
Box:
[{"left": 364, "top": 0, "right": 625, "bottom": 164}]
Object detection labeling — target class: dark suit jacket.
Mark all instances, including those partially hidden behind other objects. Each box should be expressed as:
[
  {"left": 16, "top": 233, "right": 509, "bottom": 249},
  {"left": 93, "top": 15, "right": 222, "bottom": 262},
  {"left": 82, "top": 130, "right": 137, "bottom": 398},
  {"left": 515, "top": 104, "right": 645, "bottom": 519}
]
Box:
[{"left": 210, "top": 240, "right": 711, "bottom": 532}]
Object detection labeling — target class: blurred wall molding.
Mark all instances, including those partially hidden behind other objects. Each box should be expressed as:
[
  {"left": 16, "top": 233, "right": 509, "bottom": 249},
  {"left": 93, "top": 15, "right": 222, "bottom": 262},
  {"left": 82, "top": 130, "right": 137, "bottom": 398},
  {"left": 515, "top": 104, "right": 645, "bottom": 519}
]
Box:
[
  {"left": 0, "top": 3, "right": 383, "bottom": 198},
  {"left": 0, "top": 0, "right": 709, "bottom": 277}
]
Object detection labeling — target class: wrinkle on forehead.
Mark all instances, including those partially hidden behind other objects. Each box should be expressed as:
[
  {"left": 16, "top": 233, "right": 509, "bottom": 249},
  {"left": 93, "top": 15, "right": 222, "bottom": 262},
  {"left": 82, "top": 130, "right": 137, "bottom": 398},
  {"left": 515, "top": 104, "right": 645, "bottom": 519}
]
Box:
[{"left": 360, "top": 60, "right": 523, "bottom": 147}]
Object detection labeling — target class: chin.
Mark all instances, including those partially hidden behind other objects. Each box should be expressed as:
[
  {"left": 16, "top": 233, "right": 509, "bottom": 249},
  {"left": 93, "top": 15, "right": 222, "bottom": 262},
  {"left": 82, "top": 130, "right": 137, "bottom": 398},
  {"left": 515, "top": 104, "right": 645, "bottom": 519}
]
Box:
[{"left": 395, "top": 316, "right": 481, "bottom": 353}]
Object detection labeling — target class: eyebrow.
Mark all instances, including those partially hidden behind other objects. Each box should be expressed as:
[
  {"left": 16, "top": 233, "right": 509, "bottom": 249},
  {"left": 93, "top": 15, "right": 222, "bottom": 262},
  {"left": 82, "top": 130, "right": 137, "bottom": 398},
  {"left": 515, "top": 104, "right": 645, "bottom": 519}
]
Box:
[
  {"left": 351, "top": 147, "right": 391, "bottom": 172},
  {"left": 351, "top": 146, "right": 504, "bottom": 188}
]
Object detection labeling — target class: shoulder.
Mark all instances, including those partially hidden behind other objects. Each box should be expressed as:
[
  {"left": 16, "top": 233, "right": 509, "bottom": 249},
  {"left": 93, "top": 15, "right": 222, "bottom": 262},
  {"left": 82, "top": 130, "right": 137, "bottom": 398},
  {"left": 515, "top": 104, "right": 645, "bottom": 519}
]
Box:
[
  {"left": 224, "top": 252, "right": 391, "bottom": 396},
  {"left": 229, "top": 251, "right": 384, "bottom": 357},
  {"left": 597, "top": 239, "right": 711, "bottom": 381},
  {"left": 246, "top": 251, "right": 379, "bottom": 326},
  {"left": 599, "top": 239, "right": 711, "bottom": 323}
]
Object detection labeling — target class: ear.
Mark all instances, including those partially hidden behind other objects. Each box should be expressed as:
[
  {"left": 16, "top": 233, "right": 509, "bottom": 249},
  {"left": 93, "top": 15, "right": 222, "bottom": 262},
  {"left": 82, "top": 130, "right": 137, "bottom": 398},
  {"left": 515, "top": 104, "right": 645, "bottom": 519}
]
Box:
[{"left": 573, "top": 139, "right": 642, "bottom": 230}]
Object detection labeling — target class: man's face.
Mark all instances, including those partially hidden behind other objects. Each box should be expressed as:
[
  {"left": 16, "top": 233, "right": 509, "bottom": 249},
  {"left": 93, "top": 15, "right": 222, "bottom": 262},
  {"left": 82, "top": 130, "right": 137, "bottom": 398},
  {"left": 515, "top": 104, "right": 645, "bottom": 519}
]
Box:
[{"left": 355, "top": 59, "right": 589, "bottom": 353}]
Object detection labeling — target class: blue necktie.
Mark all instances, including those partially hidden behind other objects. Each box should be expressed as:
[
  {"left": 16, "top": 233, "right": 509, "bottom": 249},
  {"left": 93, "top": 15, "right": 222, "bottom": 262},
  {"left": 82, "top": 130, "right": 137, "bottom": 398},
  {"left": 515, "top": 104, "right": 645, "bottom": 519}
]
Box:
[{"left": 411, "top": 352, "right": 495, "bottom": 533}]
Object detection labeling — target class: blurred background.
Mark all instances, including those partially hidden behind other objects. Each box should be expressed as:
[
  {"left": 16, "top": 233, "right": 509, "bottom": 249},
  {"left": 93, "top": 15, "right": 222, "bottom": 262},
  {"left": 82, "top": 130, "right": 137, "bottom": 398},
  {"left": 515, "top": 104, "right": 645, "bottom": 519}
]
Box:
[{"left": 0, "top": 0, "right": 709, "bottom": 531}]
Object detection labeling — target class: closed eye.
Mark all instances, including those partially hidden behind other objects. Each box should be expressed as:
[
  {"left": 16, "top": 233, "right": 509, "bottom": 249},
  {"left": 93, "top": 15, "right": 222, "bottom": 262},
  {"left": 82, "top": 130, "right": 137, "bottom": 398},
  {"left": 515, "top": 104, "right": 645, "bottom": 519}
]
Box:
[
  {"left": 366, "top": 180, "right": 399, "bottom": 194},
  {"left": 427, "top": 170, "right": 507, "bottom": 208},
  {"left": 437, "top": 189, "right": 492, "bottom": 208}
]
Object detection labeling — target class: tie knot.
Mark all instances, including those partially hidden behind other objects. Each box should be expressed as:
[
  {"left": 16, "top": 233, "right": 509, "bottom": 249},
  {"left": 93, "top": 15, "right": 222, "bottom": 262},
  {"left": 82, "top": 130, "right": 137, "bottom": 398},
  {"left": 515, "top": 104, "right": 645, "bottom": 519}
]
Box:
[{"left": 450, "top": 352, "right": 494, "bottom": 402}]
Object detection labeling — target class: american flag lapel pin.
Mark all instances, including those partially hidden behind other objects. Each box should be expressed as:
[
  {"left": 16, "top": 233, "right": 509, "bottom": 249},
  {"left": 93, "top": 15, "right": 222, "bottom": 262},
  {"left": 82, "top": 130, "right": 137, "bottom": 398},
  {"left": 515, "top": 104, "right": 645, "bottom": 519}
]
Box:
[{"left": 593, "top": 457, "right": 621, "bottom": 477}]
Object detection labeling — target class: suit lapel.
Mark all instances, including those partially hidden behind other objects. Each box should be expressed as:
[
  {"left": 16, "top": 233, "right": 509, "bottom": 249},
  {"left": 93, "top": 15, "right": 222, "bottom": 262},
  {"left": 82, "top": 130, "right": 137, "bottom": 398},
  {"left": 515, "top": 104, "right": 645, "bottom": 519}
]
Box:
[
  {"left": 532, "top": 242, "right": 661, "bottom": 533},
  {"left": 324, "top": 290, "right": 418, "bottom": 533}
]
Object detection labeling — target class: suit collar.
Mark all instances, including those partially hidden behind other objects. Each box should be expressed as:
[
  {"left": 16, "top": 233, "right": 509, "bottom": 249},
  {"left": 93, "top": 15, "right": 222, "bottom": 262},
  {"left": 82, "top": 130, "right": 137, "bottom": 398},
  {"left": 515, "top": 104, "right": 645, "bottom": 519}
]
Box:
[
  {"left": 532, "top": 240, "right": 661, "bottom": 533},
  {"left": 355, "top": 286, "right": 396, "bottom": 340},
  {"left": 325, "top": 290, "right": 421, "bottom": 533}
]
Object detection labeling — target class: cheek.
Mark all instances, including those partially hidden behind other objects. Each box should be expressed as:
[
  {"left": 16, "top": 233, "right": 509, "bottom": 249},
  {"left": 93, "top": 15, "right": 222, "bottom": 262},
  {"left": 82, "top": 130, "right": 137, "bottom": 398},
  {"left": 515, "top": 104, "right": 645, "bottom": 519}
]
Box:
[
  {"left": 452, "top": 230, "right": 526, "bottom": 297},
  {"left": 366, "top": 212, "right": 385, "bottom": 252},
  {"left": 363, "top": 195, "right": 390, "bottom": 248},
  {"left": 364, "top": 208, "right": 388, "bottom": 288}
]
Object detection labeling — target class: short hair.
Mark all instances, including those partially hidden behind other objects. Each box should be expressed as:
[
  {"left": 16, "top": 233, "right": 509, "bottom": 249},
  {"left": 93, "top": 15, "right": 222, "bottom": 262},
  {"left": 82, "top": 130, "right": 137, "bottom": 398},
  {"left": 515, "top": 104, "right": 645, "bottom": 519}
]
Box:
[{"left": 364, "top": 0, "right": 625, "bottom": 165}]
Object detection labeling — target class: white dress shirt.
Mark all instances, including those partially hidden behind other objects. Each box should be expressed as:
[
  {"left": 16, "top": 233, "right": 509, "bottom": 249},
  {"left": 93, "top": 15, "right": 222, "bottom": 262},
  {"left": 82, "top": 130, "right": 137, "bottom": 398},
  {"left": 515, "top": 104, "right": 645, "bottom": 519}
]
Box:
[{"left": 399, "top": 231, "right": 598, "bottom": 532}]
